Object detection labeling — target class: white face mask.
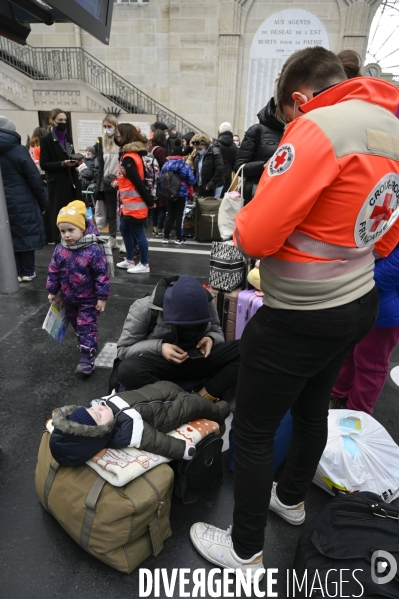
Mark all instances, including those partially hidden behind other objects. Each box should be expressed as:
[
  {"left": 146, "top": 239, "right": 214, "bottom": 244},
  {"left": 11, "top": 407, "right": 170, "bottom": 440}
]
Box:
[
  {"left": 170, "top": 129, "right": 176, "bottom": 136},
  {"left": 104, "top": 127, "right": 115, "bottom": 136},
  {"left": 86, "top": 153, "right": 92, "bottom": 159},
  {"left": 165, "top": 134, "right": 169, "bottom": 140},
  {"left": 199, "top": 148, "right": 206, "bottom": 155}
]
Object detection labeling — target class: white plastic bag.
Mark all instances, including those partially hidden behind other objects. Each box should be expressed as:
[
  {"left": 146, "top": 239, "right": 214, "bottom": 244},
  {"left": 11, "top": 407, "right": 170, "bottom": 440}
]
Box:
[
  {"left": 94, "top": 198, "right": 107, "bottom": 231},
  {"left": 218, "top": 164, "right": 245, "bottom": 240},
  {"left": 313, "top": 409, "right": 399, "bottom": 502}
]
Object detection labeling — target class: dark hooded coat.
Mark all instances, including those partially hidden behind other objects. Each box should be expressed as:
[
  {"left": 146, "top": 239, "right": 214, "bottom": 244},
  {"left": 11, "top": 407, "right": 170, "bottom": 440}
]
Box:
[
  {"left": 234, "top": 98, "right": 284, "bottom": 204},
  {"left": 49, "top": 381, "right": 230, "bottom": 467},
  {"left": 0, "top": 128, "right": 47, "bottom": 251},
  {"left": 217, "top": 131, "right": 238, "bottom": 195},
  {"left": 193, "top": 142, "right": 225, "bottom": 197}
]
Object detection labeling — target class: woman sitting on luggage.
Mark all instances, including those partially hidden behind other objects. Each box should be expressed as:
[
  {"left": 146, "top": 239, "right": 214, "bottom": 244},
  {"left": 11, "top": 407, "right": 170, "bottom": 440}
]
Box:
[
  {"left": 191, "top": 133, "right": 224, "bottom": 199},
  {"left": 158, "top": 139, "right": 196, "bottom": 245},
  {"left": 49, "top": 381, "right": 230, "bottom": 467}
]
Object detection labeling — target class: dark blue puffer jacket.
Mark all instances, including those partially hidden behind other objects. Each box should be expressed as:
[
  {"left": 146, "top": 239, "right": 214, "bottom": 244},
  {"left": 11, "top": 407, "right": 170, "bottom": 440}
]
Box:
[
  {"left": 0, "top": 128, "right": 47, "bottom": 251},
  {"left": 157, "top": 157, "right": 196, "bottom": 201},
  {"left": 374, "top": 247, "right": 399, "bottom": 327}
]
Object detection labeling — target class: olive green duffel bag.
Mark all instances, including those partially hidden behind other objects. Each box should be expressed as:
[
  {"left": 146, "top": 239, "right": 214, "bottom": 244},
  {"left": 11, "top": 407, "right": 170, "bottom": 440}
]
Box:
[{"left": 35, "top": 430, "right": 174, "bottom": 573}]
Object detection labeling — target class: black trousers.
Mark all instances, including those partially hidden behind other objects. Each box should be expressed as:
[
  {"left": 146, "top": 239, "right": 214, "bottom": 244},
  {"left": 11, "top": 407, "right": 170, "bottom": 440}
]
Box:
[
  {"left": 118, "top": 340, "right": 240, "bottom": 397},
  {"left": 232, "top": 288, "right": 379, "bottom": 556},
  {"left": 164, "top": 197, "right": 186, "bottom": 240},
  {"left": 15, "top": 250, "right": 35, "bottom": 276}
]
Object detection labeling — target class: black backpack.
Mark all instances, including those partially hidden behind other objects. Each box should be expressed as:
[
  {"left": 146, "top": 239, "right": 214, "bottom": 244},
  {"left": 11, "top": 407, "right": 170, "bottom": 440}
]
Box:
[
  {"left": 294, "top": 492, "right": 399, "bottom": 598},
  {"left": 161, "top": 170, "right": 181, "bottom": 201},
  {"left": 172, "top": 434, "right": 223, "bottom": 504}
]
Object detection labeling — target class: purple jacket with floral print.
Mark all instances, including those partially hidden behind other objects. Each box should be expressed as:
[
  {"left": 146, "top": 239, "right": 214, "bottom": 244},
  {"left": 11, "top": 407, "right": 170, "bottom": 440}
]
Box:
[{"left": 46, "top": 221, "right": 110, "bottom": 302}]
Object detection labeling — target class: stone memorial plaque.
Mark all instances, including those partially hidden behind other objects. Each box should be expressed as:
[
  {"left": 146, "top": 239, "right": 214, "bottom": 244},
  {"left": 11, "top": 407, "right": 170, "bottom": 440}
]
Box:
[
  {"left": 245, "top": 9, "right": 330, "bottom": 130},
  {"left": 77, "top": 119, "right": 103, "bottom": 150}
]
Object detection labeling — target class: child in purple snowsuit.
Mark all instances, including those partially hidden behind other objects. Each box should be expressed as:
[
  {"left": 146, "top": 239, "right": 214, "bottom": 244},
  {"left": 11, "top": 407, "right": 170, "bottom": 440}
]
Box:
[{"left": 46, "top": 200, "right": 112, "bottom": 375}]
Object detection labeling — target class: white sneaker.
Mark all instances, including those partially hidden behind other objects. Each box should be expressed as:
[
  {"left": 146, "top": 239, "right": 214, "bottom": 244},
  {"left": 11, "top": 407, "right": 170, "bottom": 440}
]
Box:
[
  {"left": 119, "top": 241, "right": 126, "bottom": 253},
  {"left": 269, "top": 482, "right": 305, "bottom": 525},
  {"left": 127, "top": 262, "right": 150, "bottom": 274},
  {"left": 190, "top": 523, "right": 264, "bottom": 582},
  {"left": 21, "top": 273, "right": 36, "bottom": 282},
  {"left": 116, "top": 259, "right": 135, "bottom": 269},
  {"left": 108, "top": 237, "right": 119, "bottom": 250},
  {"left": 162, "top": 238, "right": 169, "bottom": 244}
]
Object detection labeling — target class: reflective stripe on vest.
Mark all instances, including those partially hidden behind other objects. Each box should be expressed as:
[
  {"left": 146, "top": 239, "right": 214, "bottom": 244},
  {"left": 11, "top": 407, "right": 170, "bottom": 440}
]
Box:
[{"left": 261, "top": 231, "right": 374, "bottom": 281}]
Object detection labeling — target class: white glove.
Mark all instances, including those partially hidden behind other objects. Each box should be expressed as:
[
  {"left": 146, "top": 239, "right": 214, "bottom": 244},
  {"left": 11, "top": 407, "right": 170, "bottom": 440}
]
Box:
[{"left": 183, "top": 441, "right": 196, "bottom": 460}]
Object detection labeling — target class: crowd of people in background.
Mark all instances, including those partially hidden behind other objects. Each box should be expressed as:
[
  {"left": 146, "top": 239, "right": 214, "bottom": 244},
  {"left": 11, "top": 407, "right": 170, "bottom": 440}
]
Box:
[{"left": 3, "top": 44, "right": 399, "bottom": 581}]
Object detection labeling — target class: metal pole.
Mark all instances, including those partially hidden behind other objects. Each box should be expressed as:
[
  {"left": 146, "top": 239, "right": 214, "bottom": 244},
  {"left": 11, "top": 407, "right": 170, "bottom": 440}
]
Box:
[{"left": 0, "top": 168, "right": 19, "bottom": 294}]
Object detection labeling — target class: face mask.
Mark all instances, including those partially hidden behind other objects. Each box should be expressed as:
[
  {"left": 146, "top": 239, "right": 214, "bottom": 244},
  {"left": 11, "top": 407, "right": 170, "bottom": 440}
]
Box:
[
  {"left": 104, "top": 127, "right": 115, "bottom": 136},
  {"left": 170, "top": 129, "right": 176, "bottom": 136},
  {"left": 55, "top": 122, "right": 67, "bottom": 132},
  {"left": 86, "top": 153, "right": 92, "bottom": 159},
  {"left": 165, "top": 134, "right": 169, "bottom": 140},
  {"left": 199, "top": 148, "right": 206, "bottom": 155},
  {"left": 234, "top": 141, "right": 239, "bottom": 147}
]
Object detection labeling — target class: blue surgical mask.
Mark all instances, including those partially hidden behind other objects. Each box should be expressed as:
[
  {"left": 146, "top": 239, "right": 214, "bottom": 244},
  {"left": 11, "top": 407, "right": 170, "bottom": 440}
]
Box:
[
  {"left": 234, "top": 141, "right": 239, "bottom": 147},
  {"left": 165, "top": 134, "right": 169, "bottom": 140},
  {"left": 199, "top": 148, "right": 206, "bottom": 155}
]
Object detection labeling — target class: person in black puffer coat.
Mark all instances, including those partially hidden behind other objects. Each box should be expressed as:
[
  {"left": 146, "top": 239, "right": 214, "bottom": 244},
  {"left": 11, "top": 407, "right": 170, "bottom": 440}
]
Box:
[
  {"left": 191, "top": 133, "right": 225, "bottom": 198},
  {"left": 0, "top": 117, "right": 47, "bottom": 282},
  {"left": 217, "top": 122, "right": 237, "bottom": 196},
  {"left": 234, "top": 97, "right": 284, "bottom": 204}
]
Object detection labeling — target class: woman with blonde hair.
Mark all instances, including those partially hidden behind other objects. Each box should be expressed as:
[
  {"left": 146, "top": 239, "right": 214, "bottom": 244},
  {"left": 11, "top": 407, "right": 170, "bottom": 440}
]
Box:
[
  {"left": 40, "top": 108, "right": 82, "bottom": 243},
  {"left": 94, "top": 114, "right": 120, "bottom": 250}
]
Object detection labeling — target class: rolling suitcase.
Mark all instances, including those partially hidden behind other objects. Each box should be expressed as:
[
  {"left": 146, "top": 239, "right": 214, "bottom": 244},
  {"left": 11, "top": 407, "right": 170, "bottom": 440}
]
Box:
[
  {"left": 195, "top": 197, "right": 222, "bottom": 242},
  {"left": 235, "top": 289, "right": 264, "bottom": 339},
  {"left": 229, "top": 411, "right": 293, "bottom": 473},
  {"left": 209, "top": 286, "right": 241, "bottom": 342}
]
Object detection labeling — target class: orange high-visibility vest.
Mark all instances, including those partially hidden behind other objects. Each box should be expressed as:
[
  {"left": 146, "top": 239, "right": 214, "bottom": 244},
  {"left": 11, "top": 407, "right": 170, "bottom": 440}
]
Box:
[
  {"left": 234, "top": 78, "right": 399, "bottom": 310},
  {"left": 117, "top": 151, "right": 148, "bottom": 219}
]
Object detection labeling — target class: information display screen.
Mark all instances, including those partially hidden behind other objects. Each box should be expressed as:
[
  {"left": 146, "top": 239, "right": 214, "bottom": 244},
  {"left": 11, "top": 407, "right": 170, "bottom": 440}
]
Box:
[
  {"left": 45, "top": 0, "right": 113, "bottom": 44},
  {"left": 75, "top": 0, "right": 108, "bottom": 24}
]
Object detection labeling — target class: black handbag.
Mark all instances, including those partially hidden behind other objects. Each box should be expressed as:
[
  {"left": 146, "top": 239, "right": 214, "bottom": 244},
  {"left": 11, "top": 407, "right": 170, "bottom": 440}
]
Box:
[
  {"left": 294, "top": 492, "right": 399, "bottom": 598},
  {"left": 172, "top": 434, "right": 223, "bottom": 504}
]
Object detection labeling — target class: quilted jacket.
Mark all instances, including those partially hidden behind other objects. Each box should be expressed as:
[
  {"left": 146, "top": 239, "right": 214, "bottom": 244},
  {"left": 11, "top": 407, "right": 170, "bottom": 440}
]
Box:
[
  {"left": 117, "top": 275, "right": 224, "bottom": 361},
  {"left": 0, "top": 128, "right": 47, "bottom": 251},
  {"left": 46, "top": 220, "right": 110, "bottom": 302},
  {"left": 49, "top": 381, "right": 230, "bottom": 466},
  {"left": 158, "top": 156, "right": 196, "bottom": 201}
]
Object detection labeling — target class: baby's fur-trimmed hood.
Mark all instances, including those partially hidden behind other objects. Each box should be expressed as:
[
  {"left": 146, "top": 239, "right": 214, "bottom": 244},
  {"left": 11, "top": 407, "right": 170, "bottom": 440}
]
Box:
[
  {"left": 122, "top": 141, "right": 148, "bottom": 153},
  {"left": 50, "top": 405, "right": 115, "bottom": 467},
  {"left": 52, "top": 405, "right": 115, "bottom": 437}
]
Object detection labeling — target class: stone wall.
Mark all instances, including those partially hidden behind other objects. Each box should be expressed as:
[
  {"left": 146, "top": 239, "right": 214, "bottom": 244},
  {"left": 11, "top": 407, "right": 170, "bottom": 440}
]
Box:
[{"left": 26, "top": 0, "right": 383, "bottom": 137}]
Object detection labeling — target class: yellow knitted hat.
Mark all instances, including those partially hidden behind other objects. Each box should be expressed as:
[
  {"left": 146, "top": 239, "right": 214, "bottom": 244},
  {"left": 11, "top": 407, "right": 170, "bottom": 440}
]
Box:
[{"left": 57, "top": 200, "right": 86, "bottom": 231}]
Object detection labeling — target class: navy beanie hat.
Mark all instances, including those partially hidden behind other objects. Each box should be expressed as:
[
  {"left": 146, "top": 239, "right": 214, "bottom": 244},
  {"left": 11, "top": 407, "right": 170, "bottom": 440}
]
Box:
[
  {"left": 163, "top": 275, "right": 212, "bottom": 325},
  {"left": 68, "top": 407, "right": 97, "bottom": 427}
]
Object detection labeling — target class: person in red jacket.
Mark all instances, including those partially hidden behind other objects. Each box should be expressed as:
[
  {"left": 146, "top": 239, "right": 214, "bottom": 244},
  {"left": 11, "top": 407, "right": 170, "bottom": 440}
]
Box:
[{"left": 190, "top": 46, "right": 399, "bottom": 580}]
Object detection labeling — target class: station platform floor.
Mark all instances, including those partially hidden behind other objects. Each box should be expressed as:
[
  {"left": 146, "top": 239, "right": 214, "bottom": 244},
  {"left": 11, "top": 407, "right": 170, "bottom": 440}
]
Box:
[{"left": 1, "top": 236, "right": 398, "bottom": 598}]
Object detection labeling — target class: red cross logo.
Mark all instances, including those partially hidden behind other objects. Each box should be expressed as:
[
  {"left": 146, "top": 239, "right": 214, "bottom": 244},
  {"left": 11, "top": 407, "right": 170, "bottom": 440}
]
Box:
[
  {"left": 274, "top": 151, "right": 287, "bottom": 169},
  {"left": 369, "top": 193, "right": 394, "bottom": 232}
]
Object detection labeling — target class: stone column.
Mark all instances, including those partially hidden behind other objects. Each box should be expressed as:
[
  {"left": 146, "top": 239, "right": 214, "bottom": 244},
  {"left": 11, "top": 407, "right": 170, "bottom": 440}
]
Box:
[
  {"left": 338, "top": 0, "right": 382, "bottom": 58},
  {"left": 216, "top": 33, "right": 241, "bottom": 132}
]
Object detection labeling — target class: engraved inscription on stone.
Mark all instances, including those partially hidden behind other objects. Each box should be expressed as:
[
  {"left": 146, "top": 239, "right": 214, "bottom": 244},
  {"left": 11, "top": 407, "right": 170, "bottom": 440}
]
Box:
[{"left": 245, "top": 9, "right": 330, "bottom": 130}]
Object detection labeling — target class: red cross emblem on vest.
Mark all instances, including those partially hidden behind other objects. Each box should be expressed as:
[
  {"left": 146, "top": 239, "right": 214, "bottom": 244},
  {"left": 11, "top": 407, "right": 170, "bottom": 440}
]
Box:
[
  {"left": 370, "top": 193, "right": 394, "bottom": 232},
  {"left": 274, "top": 151, "right": 287, "bottom": 169}
]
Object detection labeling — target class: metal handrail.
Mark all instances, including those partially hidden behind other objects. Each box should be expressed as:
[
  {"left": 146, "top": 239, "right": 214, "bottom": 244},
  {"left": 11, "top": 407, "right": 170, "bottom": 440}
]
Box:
[{"left": 0, "top": 38, "right": 204, "bottom": 135}]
